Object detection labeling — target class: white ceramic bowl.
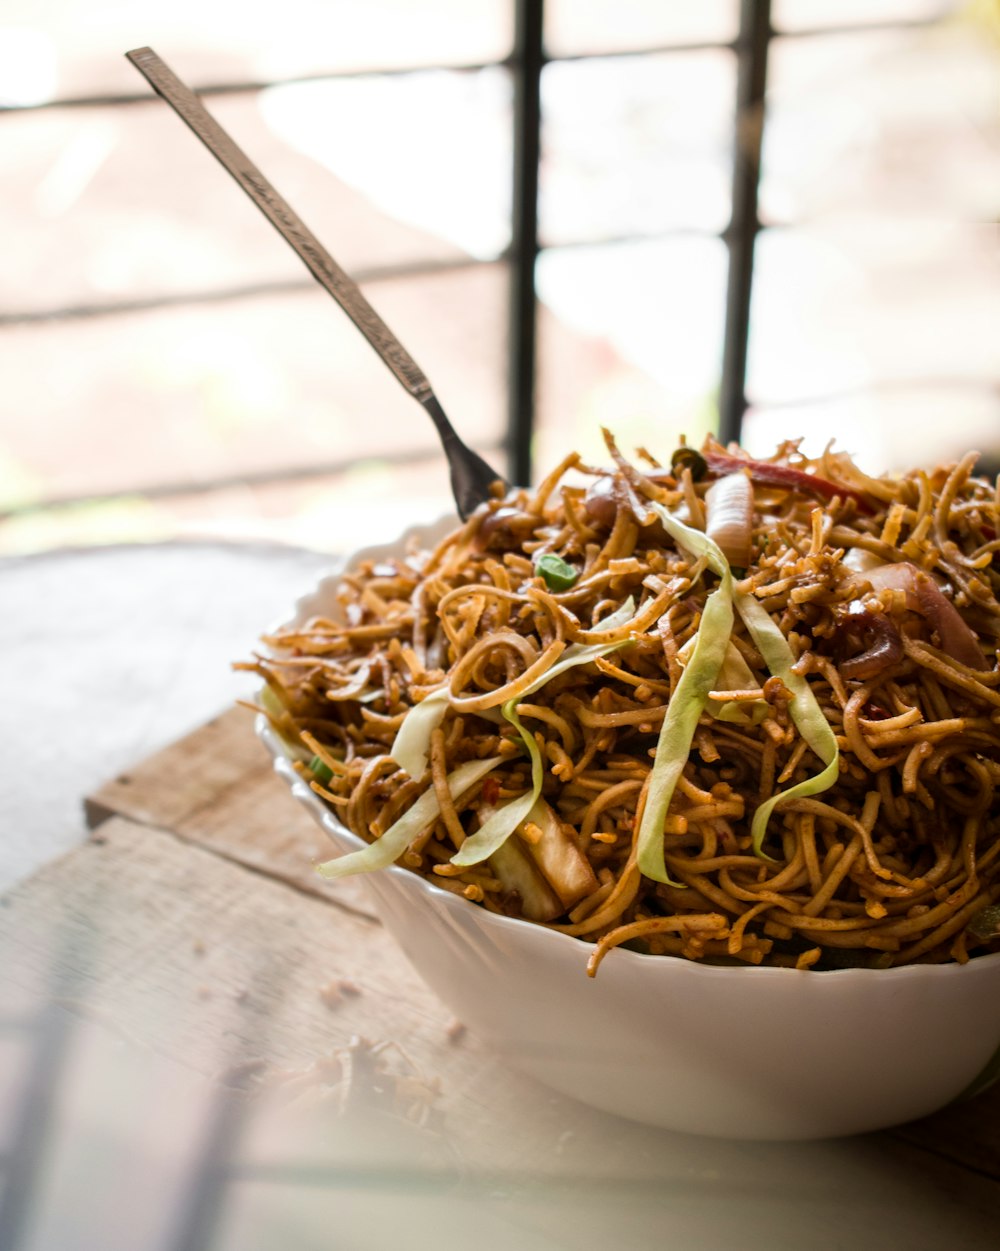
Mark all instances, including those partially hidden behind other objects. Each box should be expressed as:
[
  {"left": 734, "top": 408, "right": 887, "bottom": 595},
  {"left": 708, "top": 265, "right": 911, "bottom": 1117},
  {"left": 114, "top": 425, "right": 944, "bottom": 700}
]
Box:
[{"left": 260, "top": 518, "right": 1000, "bottom": 1140}]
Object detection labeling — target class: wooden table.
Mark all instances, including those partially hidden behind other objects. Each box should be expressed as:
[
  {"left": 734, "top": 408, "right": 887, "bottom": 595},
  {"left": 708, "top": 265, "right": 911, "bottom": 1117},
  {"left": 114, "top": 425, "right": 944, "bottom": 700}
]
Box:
[{"left": 1, "top": 542, "right": 999, "bottom": 1251}]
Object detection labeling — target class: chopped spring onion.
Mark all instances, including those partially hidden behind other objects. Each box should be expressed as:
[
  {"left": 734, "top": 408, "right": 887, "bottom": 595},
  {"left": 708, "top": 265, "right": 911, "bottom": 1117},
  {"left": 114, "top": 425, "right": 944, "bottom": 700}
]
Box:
[
  {"left": 535, "top": 552, "right": 580, "bottom": 591},
  {"left": 316, "top": 755, "right": 502, "bottom": 879},
  {"left": 735, "top": 590, "right": 839, "bottom": 857},
  {"left": 309, "top": 755, "right": 334, "bottom": 785},
  {"left": 637, "top": 505, "right": 734, "bottom": 884}
]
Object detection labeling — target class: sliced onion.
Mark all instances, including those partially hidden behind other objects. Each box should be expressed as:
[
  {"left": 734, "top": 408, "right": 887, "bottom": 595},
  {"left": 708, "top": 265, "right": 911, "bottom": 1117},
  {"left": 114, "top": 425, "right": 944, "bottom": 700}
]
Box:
[
  {"left": 841, "top": 547, "right": 882, "bottom": 576},
  {"left": 584, "top": 473, "right": 663, "bottom": 533},
  {"left": 488, "top": 833, "right": 563, "bottom": 922},
  {"left": 518, "top": 798, "right": 598, "bottom": 910},
  {"left": 838, "top": 603, "right": 904, "bottom": 681},
  {"left": 705, "top": 472, "right": 754, "bottom": 570},
  {"left": 477, "top": 506, "right": 538, "bottom": 550},
  {"left": 583, "top": 476, "right": 618, "bottom": 528},
  {"left": 861, "top": 562, "right": 988, "bottom": 672}
]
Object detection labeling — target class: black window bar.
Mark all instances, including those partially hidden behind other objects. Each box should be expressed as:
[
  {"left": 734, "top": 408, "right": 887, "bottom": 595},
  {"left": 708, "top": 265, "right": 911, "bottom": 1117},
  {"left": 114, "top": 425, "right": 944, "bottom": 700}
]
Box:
[
  {"left": 508, "top": 0, "right": 770, "bottom": 483},
  {"left": 508, "top": 0, "right": 545, "bottom": 488},
  {"left": 718, "top": 0, "right": 770, "bottom": 448}
]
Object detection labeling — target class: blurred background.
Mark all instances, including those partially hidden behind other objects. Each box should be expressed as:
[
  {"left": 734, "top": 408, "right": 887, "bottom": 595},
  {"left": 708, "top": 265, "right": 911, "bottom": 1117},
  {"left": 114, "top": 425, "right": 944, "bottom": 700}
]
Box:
[{"left": 0, "top": 0, "right": 998, "bottom": 556}]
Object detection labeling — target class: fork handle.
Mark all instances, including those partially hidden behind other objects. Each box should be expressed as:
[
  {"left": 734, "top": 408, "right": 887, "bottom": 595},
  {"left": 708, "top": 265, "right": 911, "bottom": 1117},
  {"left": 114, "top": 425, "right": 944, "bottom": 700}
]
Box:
[{"left": 126, "top": 47, "right": 433, "bottom": 404}]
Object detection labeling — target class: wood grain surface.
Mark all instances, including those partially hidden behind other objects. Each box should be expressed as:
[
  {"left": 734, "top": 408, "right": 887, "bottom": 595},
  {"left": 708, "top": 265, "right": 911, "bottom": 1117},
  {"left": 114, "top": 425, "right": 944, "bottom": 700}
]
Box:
[{"left": 86, "top": 707, "right": 376, "bottom": 920}]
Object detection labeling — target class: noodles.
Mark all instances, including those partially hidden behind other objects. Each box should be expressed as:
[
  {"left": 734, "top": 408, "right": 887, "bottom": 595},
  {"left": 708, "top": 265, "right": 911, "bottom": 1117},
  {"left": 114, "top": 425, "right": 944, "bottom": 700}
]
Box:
[{"left": 244, "top": 433, "right": 1000, "bottom": 973}]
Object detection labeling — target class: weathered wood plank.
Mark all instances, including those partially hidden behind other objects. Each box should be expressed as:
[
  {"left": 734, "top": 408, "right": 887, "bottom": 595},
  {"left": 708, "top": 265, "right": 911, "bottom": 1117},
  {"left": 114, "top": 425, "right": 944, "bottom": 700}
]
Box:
[
  {"left": 2, "top": 817, "right": 1000, "bottom": 1243},
  {"left": 2, "top": 816, "right": 416, "bottom": 1078},
  {"left": 85, "top": 706, "right": 375, "bottom": 920},
  {"left": 0, "top": 817, "right": 615, "bottom": 1178},
  {"left": 84, "top": 708, "right": 257, "bottom": 832}
]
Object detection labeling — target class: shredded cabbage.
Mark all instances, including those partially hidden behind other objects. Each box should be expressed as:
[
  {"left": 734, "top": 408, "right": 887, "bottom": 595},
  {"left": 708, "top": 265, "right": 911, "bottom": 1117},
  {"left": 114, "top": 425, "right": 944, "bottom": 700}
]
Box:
[
  {"left": 391, "top": 686, "right": 450, "bottom": 779},
  {"left": 735, "top": 590, "right": 840, "bottom": 857},
  {"left": 447, "top": 597, "right": 639, "bottom": 866},
  {"left": 312, "top": 596, "right": 641, "bottom": 875},
  {"left": 301, "top": 498, "right": 842, "bottom": 888},
  {"left": 315, "top": 755, "right": 502, "bottom": 879},
  {"left": 635, "top": 504, "right": 840, "bottom": 878},
  {"left": 449, "top": 700, "right": 544, "bottom": 866},
  {"left": 677, "top": 636, "right": 768, "bottom": 727},
  {"left": 637, "top": 505, "right": 734, "bottom": 884},
  {"left": 259, "top": 684, "right": 311, "bottom": 760},
  {"left": 390, "top": 598, "right": 637, "bottom": 781}
]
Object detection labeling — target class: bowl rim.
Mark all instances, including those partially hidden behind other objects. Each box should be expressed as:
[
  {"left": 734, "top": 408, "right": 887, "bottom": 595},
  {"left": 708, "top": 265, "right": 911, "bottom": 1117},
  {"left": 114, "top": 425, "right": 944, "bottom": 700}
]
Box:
[{"left": 259, "top": 513, "right": 1000, "bottom": 984}]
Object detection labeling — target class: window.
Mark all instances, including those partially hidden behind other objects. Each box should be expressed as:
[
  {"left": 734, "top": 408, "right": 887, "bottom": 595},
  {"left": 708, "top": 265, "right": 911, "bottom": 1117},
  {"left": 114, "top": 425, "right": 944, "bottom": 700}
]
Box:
[{"left": 1, "top": 1, "right": 996, "bottom": 555}]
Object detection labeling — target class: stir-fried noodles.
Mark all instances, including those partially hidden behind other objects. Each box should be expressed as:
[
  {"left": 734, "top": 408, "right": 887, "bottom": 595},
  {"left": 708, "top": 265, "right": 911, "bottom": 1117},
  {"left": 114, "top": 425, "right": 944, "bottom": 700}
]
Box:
[{"left": 243, "top": 434, "right": 1000, "bottom": 973}]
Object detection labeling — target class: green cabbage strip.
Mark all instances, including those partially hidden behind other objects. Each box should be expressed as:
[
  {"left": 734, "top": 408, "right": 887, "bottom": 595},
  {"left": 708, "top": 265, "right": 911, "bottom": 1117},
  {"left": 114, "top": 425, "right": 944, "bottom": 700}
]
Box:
[
  {"left": 636, "top": 505, "right": 734, "bottom": 885},
  {"left": 313, "top": 598, "right": 639, "bottom": 881},
  {"left": 389, "top": 596, "right": 637, "bottom": 781},
  {"left": 677, "top": 636, "right": 769, "bottom": 727},
  {"left": 315, "top": 755, "right": 502, "bottom": 879},
  {"left": 259, "top": 684, "right": 311, "bottom": 761},
  {"left": 734, "top": 590, "right": 840, "bottom": 857},
  {"left": 446, "top": 597, "right": 639, "bottom": 867},
  {"left": 391, "top": 686, "right": 450, "bottom": 779},
  {"left": 449, "top": 700, "right": 544, "bottom": 866}
]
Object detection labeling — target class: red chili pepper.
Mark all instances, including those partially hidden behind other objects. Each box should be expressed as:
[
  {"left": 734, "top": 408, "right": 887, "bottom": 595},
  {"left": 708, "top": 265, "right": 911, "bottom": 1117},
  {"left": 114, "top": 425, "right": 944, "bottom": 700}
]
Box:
[{"left": 702, "top": 451, "right": 876, "bottom": 516}]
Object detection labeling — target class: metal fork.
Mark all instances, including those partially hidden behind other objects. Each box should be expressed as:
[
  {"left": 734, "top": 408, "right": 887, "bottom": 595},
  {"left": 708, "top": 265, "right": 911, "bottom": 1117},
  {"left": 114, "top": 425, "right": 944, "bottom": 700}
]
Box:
[{"left": 126, "top": 47, "right": 506, "bottom": 520}]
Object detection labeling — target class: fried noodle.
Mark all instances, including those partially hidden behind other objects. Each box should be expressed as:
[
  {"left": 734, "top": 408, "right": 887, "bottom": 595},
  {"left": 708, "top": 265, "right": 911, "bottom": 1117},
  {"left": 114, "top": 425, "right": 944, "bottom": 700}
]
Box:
[{"left": 240, "top": 434, "right": 1000, "bottom": 973}]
